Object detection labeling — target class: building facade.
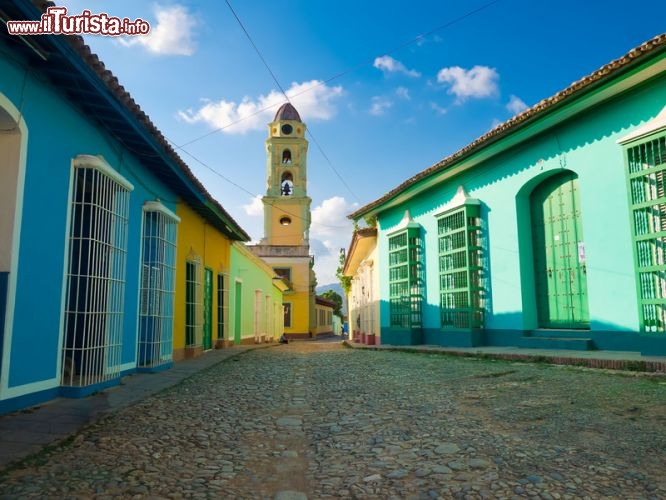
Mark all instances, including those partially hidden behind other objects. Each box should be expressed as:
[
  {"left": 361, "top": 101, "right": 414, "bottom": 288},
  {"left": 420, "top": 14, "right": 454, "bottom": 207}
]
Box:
[
  {"left": 0, "top": 1, "right": 272, "bottom": 414},
  {"left": 249, "top": 104, "right": 317, "bottom": 338},
  {"left": 230, "top": 242, "right": 287, "bottom": 344},
  {"left": 343, "top": 228, "right": 380, "bottom": 344},
  {"left": 349, "top": 35, "right": 666, "bottom": 355},
  {"left": 314, "top": 296, "right": 336, "bottom": 337}
]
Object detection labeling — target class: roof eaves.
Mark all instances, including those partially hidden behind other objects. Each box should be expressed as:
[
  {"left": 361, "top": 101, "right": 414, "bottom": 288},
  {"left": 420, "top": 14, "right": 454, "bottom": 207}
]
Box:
[
  {"left": 16, "top": 0, "right": 250, "bottom": 241},
  {"left": 349, "top": 33, "right": 666, "bottom": 220},
  {"left": 342, "top": 227, "right": 377, "bottom": 276}
]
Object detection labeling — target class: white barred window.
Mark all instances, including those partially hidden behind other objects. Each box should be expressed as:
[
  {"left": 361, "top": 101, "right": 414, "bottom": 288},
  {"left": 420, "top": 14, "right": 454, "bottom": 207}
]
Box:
[
  {"left": 137, "top": 202, "right": 179, "bottom": 368},
  {"left": 62, "top": 156, "right": 133, "bottom": 388}
]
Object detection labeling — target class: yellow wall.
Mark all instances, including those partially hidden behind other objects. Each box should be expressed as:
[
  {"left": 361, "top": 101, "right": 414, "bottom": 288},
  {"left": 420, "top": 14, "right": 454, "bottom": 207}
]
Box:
[
  {"left": 314, "top": 302, "right": 334, "bottom": 335},
  {"left": 173, "top": 201, "right": 232, "bottom": 359},
  {"left": 279, "top": 258, "right": 312, "bottom": 335},
  {"left": 269, "top": 204, "right": 303, "bottom": 244}
]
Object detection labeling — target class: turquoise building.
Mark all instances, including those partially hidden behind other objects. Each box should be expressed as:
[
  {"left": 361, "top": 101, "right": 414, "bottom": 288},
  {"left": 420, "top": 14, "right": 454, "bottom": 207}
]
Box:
[
  {"left": 0, "top": 1, "right": 249, "bottom": 413},
  {"left": 349, "top": 35, "right": 666, "bottom": 354}
]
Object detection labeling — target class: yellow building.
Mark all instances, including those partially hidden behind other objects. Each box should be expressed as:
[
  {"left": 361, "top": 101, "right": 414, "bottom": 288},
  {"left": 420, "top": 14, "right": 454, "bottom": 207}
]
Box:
[
  {"left": 249, "top": 103, "right": 317, "bottom": 338},
  {"left": 174, "top": 200, "right": 249, "bottom": 360},
  {"left": 314, "top": 296, "right": 336, "bottom": 337}
]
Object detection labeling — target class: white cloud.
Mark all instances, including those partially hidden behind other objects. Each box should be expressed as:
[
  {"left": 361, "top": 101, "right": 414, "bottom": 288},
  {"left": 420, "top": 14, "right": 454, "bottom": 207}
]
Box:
[
  {"left": 373, "top": 55, "right": 421, "bottom": 78},
  {"left": 506, "top": 95, "right": 528, "bottom": 115},
  {"left": 243, "top": 195, "right": 263, "bottom": 216},
  {"left": 369, "top": 96, "right": 393, "bottom": 116},
  {"left": 430, "top": 102, "right": 448, "bottom": 115},
  {"left": 395, "top": 86, "right": 411, "bottom": 100},
  {"left": 436, "top": 65, "right": 499, "bottom": 100},
  {"left": 178, "top": 80, "right": 344, "bottom": 134},
  {"left": 118, "top": 5, "right": 197, "bottom": 56},
  {"left": 310, "top": 196, "right": 357, "bottom": 285}
]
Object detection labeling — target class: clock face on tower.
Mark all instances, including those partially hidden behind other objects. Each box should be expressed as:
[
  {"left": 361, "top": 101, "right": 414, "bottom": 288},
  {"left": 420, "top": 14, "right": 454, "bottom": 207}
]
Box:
[{"left": 281, "top": 124, "right": 293, "bottom": 135}]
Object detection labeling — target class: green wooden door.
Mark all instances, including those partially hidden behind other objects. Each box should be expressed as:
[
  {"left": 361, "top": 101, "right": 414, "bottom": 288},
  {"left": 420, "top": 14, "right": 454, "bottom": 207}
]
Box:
[
  {"left": 203, "top": 268, "right": 213, "bottom": 350},
  {"left": 531, "top": 171, "right": 589, "bottom": 328}
]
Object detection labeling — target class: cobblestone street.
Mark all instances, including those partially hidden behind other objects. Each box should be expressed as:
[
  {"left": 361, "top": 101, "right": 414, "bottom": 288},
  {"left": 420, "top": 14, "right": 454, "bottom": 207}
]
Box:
[{"left": 2, "top": 341, "right": 666, "bottom": 499}]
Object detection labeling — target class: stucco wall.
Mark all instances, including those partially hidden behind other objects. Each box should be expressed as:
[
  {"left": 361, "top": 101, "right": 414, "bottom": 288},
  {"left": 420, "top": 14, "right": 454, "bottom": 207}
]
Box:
[
  {"left": 376, "top": 73, "right": 666, "bottom": 340},
  {"left": 0, "top": 52, "right": 177, "bottom": 402}
]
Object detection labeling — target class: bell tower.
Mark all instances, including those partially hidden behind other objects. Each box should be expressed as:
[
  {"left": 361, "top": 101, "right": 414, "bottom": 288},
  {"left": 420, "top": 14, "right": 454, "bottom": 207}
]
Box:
[
  {"left": 262, "top": 103, "right": 311, "bottom": 246},
  {"left": 250, "top": 103, "right": 317, "bottom": 339}
]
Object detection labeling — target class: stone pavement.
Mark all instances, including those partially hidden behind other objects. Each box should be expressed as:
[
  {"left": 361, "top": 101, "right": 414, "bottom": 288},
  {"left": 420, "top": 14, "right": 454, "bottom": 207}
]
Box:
[
  {"left": 0, "top": 339, "right": 665, "bottom": 498},
  {"left": 0, "top": 343, "right": 272, "bottom": 471}
]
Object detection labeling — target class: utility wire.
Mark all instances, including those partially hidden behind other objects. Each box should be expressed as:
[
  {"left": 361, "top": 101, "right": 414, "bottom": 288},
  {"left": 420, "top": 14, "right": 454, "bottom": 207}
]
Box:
[
  {"left": 172, "top": 141, "right": 352, "bottom": 230},
  {"left": 171, "top": 1, "right": 506, "bottom": 229},
  {"left": 177, "top": 0, "right": 502, "bottom": 150},
  {"left": 223, "top": 0, "right": 361, "bottom": 203}
]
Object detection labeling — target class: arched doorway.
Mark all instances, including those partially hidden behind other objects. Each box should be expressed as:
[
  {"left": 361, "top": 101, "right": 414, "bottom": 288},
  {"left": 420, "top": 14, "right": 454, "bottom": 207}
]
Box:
[
  {"left": 0, "top": 96, "right": 26, "bottom": 379},
  {"left": 530, "top": 171, "right": 589, "bottom": 329}
]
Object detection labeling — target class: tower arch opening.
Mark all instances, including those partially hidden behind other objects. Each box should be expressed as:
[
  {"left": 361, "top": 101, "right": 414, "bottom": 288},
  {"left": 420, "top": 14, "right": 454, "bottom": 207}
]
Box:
[{"left": 280, "top": 172, "right": 294, "bottom": 196}]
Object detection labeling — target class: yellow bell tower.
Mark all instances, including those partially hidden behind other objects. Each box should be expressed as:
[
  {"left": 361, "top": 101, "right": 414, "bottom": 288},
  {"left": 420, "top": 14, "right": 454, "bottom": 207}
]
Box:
[
  {"left": 263, "top": 103, "right": 311, "bottom": 245},
  {"left": 250, "top": 103, "right": 317, "bottom": 338}
]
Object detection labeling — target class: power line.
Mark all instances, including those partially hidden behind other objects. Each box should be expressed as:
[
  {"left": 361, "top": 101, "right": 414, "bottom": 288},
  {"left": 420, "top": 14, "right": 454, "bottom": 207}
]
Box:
[
  {"left": 176, "top": 0, "right": 503, "bottom": 149},
  {"left": 223, "top": 0, "right": 360, "bottom": 203},
  {"left": 169, "top": 139, "right": 352, "bottom": 230},
  {"left": 170, "top": 1, "right": 506, "bottom": 231}
]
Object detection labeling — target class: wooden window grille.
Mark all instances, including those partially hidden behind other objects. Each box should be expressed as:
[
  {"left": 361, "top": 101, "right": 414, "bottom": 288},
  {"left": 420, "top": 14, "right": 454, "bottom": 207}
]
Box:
[
  {"left": 388, "top": 227, "right": 423, "bottom": 329},
  {"left": 438, "top": 203, "right": 484, "bottom": 330},
  {"left": 626, "top": 135, "right": 666, "bottom": 332}
]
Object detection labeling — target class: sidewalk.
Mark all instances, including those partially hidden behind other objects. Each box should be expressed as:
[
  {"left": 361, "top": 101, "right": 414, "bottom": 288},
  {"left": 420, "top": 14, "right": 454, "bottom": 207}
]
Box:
[
  {"left": 0, "top": 344, "right": 274, "bottom": 472},
  {"left": 345, "top": 340, "right": 666, "bottom": 372}
]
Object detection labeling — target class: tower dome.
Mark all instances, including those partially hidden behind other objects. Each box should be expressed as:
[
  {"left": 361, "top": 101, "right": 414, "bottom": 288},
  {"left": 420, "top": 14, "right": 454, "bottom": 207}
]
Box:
[{"left": 274, "top": 103, "right": 302, "bottom": 122}]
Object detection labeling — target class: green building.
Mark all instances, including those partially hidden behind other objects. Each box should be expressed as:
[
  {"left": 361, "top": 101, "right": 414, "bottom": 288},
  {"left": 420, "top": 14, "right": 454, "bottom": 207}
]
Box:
[
  {"left": 230, "top": 242, "right": 287, "bottom": 345},
  {"left": 349, "top": 35, "right": 666, "bottom": 354}
]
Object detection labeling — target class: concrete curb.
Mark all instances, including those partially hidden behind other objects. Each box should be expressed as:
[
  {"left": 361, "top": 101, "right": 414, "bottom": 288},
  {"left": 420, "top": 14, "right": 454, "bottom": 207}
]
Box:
[{"left": 343, "top": 341, "right": 666, "bottom": 373}]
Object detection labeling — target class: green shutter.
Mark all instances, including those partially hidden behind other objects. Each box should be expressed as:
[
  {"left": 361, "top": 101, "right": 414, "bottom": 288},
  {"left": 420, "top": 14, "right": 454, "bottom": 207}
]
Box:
[
  {"left": 626, "top": 135, "right": 666, "bottom": 332},
  {"left": 438, "top": 204, "right": 484, "bottom": 330},
  {"left": 388, "top": 227, "right": 423, "bottom": 329}
]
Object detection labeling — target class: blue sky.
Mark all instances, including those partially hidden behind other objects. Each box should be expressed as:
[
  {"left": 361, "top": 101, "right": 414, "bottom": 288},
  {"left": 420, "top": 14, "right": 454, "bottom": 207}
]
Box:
[{"left": 58, "top": 0, "right": 665, "bottom": 285}]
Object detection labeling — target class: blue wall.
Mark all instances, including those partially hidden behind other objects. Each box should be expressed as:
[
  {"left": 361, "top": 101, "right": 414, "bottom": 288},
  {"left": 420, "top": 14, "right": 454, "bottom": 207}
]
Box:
[{"left": 0, "top": 49, "right": 178, "bottom": 397}]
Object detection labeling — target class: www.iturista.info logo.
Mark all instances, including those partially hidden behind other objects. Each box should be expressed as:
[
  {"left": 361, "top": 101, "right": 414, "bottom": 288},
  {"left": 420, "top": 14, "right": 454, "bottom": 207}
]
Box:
[{"left": 6, "top": 7, "right": 150, "bottom": 36}]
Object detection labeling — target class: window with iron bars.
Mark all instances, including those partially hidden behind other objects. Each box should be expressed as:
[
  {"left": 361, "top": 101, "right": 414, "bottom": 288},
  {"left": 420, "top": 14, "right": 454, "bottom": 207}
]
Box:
[
  {"left": 625, "top": 133, "right": 666, "bottom": 332},
  {"left": 388, "top": 227, "right": 423, "bottom": 329},
  {"left": 437, "top": 203, "right": 484, "bottom": 330},
  {"left": 185, "top": 257, "right": 202, "bottom": 347},
  {"left": 137, "top": 203, "right": 179, "bottom": 368},
  {"left": 61, "top": 156, "right": 132, "bottom": 388}
]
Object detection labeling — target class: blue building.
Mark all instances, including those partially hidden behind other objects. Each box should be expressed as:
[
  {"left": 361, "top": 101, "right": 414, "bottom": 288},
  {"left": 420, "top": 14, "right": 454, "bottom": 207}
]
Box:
[
  {"left": 0, "top": 1, "right": 248, "bottom": 413},
  {"left": 349, "top": 35, "right": 666, "bottom": 355}
]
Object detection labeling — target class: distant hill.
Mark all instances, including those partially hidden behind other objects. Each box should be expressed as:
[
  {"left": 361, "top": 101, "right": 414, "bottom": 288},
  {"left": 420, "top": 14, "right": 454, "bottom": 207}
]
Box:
[{"left": 316, "top": 282, "right": 346, "bottom": 316}]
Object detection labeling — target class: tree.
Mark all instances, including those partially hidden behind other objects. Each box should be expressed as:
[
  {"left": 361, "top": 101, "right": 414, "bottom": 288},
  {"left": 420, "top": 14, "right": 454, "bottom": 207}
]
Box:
[
  {"left": 336, "top": 248, "right": 352, "bottom": 296},
  {"left": 320, "top": 290, "right": 343, "bottom": 319}
]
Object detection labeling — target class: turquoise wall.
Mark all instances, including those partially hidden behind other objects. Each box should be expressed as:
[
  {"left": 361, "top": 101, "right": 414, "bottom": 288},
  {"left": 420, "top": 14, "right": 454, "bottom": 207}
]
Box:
[
  {"left": 376, "top": 73, "right": 666, "bottom": 345},
  {"left": 0, "top": 51, "right": 177, "bottom": 395}
]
